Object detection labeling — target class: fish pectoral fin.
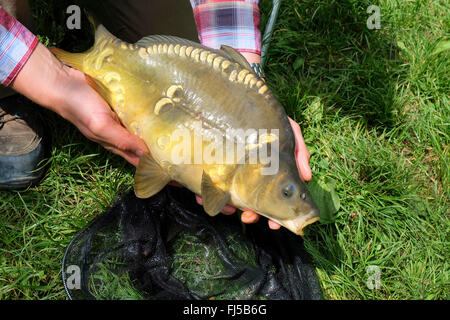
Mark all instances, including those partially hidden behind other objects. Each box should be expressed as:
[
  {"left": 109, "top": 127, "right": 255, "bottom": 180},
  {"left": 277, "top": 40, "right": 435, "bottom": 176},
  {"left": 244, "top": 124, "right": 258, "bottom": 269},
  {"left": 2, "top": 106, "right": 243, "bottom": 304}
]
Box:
[
  {"left": 201, "top": 171, "right": 230, "bottom": 216},
  {"left": 134, "top": 154, "right": 171, "bottom": 198},
  {"left": 220, "top": 45, "right": 253, "bottom": 71}
]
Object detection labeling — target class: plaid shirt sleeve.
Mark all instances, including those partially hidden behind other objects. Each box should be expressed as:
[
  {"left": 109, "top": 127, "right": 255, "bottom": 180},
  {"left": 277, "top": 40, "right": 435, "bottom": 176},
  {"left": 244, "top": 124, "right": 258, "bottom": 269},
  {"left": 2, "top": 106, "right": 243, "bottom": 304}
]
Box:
[
  {"left": 190, "top": 0, "right": 261, "bottom": 55},
  {"left": 0, "top": 6, "right": 38, "bottom": 87}
]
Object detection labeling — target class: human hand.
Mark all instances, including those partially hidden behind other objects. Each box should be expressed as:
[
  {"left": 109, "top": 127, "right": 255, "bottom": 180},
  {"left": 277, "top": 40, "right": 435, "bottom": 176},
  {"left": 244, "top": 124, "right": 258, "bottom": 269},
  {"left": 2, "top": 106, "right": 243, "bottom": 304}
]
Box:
[
  {"left": 239, "top": 54, "right": 312, "bottom": 181},
  {"left": 11, "top": 43, "right": 148, "bottom": 167},
  {"left": 55, "top": 67, "right": 149, "bottom": 167}
]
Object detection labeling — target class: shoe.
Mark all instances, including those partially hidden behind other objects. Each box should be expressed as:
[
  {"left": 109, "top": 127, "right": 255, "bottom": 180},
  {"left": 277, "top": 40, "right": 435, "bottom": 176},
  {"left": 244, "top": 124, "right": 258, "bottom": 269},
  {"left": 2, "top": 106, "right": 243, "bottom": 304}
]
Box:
[{"left": 0, "top": 94, "right": 50, "bottom": 190}]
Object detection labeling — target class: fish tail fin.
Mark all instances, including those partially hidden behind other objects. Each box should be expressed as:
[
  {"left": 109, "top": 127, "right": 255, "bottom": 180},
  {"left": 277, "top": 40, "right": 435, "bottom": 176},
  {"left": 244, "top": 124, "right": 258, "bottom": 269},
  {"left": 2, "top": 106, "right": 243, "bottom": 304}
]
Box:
[
  {"left": 94, "top": 24, "right": 116, "bottom": 44},
  {"left": 85, "top": 10, "right": 115, "bottom": 45},
  {"left": 49, "top": 48, "right": 86, "bottom": 71},
  {"left": 85, "top": 10, "right": 100, "bottom": 31}
]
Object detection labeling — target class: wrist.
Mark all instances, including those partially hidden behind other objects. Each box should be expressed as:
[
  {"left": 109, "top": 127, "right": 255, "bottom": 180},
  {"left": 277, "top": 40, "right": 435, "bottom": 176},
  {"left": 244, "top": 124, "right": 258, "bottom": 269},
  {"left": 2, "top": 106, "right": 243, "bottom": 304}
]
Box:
[
  {"left": 240, "top": 52, "right": 261, "bottom": 64},
  {"left": 11, "top": 42, "right": 73, "bottom": 117}
]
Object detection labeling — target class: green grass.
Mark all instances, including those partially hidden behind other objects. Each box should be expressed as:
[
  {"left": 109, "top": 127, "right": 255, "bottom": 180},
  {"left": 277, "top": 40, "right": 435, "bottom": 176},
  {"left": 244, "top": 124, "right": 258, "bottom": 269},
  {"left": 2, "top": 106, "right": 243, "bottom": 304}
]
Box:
[{"left": 1, "top": 0, "right": 448, "bottom": 299}]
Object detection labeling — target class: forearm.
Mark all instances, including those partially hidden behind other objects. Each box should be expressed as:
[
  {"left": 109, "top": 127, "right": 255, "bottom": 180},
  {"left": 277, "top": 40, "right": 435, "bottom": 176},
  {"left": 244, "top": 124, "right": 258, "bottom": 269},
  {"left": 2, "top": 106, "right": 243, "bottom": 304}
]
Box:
[
  {"left": 1, "top": 6, "right": 70, "bottom": 117},
  {"left": 11, "top": 42, "right": 71, "bottom": 117}
]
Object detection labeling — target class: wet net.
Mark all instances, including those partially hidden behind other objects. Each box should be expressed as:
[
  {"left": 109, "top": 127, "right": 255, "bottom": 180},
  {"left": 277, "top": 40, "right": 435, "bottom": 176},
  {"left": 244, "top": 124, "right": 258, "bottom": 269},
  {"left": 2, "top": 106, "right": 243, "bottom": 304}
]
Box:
[{"left": 62, "top": 186, "right": 323, "bottom": 300}]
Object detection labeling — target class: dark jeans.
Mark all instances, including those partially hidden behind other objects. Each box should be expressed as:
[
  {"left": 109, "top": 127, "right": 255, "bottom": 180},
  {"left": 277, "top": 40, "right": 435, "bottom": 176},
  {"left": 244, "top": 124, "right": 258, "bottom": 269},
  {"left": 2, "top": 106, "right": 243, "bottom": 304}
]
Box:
[{"left": 76, "top": 0, "right": 199, "bottom": 43}]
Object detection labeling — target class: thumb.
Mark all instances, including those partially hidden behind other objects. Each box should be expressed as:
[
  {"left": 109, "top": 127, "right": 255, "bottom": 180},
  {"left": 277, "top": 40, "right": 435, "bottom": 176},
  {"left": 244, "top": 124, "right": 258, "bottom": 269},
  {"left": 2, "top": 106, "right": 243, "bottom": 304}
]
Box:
[
  {"left": 120, "top": 129, "right": 149, "bottom": 158},
  {"left": 94, "top": 120, "right": 149, "bottom": 165},
  {"left": 288, "top": 117, "right": 312, "bottom": 182},
  {"left": 297, "top": 149, "right": 312, "bottom": 182}
]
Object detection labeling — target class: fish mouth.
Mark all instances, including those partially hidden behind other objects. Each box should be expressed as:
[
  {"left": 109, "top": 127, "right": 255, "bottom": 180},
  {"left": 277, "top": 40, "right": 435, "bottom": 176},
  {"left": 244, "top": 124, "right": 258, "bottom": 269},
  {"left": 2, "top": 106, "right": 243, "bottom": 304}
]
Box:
[{"left": 282, "top": 209, "right": 320, "bottom": 236}]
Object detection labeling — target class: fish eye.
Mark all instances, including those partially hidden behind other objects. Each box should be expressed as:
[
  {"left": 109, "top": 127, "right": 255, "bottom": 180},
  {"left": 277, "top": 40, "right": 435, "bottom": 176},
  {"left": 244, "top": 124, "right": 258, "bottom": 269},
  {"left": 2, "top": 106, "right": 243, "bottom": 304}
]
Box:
[{"left": 282, "top": 184, "right": 296, "bottom": 198}]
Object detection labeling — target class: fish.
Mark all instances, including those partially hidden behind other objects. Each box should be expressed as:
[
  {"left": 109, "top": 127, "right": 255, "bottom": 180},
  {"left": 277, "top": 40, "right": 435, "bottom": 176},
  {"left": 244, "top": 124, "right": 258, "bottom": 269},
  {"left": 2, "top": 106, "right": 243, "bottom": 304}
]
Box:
[{"left": 50, "top": 24, "right": 320, "bottom": 236}]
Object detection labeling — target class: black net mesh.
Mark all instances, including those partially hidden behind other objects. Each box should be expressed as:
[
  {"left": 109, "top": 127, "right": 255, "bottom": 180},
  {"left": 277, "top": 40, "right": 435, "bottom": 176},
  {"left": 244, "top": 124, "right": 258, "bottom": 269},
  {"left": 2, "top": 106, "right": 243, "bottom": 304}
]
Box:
[{"left": 62, "top": 186, "right": 323, "bottom": 300}]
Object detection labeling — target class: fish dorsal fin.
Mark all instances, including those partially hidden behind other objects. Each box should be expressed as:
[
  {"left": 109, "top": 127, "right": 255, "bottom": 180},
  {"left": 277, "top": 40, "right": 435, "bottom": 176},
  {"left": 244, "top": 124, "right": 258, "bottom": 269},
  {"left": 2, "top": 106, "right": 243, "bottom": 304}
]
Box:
[
  {"left": 134, "top": 154, "right": 171, "bottom": 198},
  {"left": 220, "top": 45, "right": 253, "bottom": 71},
  {"left": 134, "top": 36, "right": 253, "bottom": 72},
  {"left": 135, "top": 35, "right": 244, "bottom": 64},
  {"left": 220, "top": 45, "right": 253, "bottom": 70},
  {"left": 135, "top": 35, "right": 204, "bottom": 49},
  {"left": 201, "top": 171, "right": 230, "bottom": 216},
  {"left": 95, "top": 24, "right": 116, "bottom": 44}
]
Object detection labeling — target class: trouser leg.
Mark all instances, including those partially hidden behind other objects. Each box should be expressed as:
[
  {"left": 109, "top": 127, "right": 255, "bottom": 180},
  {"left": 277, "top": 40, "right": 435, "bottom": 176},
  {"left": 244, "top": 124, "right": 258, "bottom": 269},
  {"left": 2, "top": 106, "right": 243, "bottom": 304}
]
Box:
[
  {"left": 0, "top": 0, "right": 33, "bottom": 29},
  {"left": 75, "top": 0, "right": 199, "bottom": 43}
]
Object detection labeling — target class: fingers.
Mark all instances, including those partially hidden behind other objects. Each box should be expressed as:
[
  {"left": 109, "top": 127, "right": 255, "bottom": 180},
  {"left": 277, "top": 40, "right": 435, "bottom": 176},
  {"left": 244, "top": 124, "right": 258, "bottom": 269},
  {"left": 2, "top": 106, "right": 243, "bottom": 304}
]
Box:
[
  {"left": 89, "top": 113, "right": 149, "bottom": 167},
  {"left": 101, "top": 143, "right": 142, "bottom": 167},
  {"left": 241, "top": 211, "right": 259, "bottom": 223},
  {"left": 288, "top": 117, "right": 312, "bottom": 182},
  {"left": 195, "top": 196, "right": 281, "bottom": 230},
  {"left": 222, "top": 205, "right": 236, "bottom": 215},
  {"left": 195, "top": 195, "right": 236, "bottom": 215},
  {"left": 242, "top": 211, "right": 280, "bottom": 229},
  {"left": 268, "top": 220, "right": 281, "bottom": 230},
  {"left": 168, "top": 181, "right": 184, "bottom": 187}
]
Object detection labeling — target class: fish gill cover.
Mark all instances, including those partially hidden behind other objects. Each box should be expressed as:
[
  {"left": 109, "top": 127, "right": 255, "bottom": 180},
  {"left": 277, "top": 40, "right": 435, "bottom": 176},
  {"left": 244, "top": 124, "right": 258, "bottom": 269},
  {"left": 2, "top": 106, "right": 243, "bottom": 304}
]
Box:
[{"left": 62, "top": 186, "right": 323, "bottom": 300}]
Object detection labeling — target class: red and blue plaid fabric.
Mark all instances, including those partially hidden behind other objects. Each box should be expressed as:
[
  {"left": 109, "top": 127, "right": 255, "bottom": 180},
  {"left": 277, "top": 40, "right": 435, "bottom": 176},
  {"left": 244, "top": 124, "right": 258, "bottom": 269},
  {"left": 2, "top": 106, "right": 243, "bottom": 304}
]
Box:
[
  {"left": 0, "top": 6, "right": 38, "bottom": 87},
  {"left": 190, "top": 0, "right": 261, "bottom": 55}
]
